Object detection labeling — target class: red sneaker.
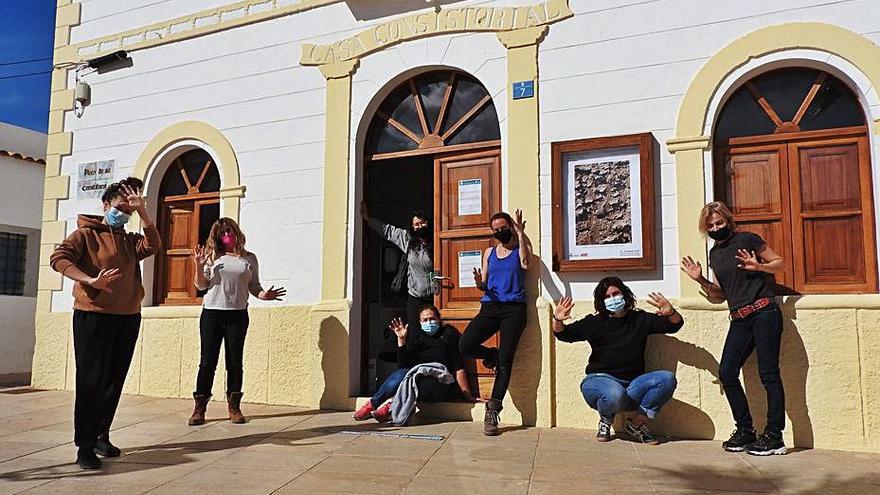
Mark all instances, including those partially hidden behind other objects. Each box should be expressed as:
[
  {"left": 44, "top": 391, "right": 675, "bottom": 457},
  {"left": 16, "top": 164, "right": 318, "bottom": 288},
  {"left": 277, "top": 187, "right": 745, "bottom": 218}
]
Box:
[
  {"left": 372, "top": 402, "right": 392, "bottom": 423},
  {"left": 353, "top": 401, "right": 374, "bottom": 421}
]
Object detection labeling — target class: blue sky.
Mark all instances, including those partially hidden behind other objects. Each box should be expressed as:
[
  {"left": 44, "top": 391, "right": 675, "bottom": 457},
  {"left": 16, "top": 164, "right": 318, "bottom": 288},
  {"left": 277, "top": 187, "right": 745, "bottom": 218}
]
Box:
[{"left": 0, "top": 1, "right": 56, "bottom": 133}]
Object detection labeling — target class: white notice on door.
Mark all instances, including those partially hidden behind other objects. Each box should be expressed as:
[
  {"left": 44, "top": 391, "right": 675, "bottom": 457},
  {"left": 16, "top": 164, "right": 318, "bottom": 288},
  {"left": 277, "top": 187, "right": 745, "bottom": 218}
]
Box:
[
  {"left": 458, "top": 179, "right": 482, "bottom": 216},
  {"left": 458, "top": 250, "right": 483, "bottom": 288}
]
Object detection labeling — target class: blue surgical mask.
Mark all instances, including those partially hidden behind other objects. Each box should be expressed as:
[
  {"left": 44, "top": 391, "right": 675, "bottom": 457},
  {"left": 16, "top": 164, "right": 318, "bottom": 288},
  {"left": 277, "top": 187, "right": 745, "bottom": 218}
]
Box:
[
  {"left": 105, "top": 207, "right": 131, "bottom": 228},
  {"left": 421, "top": 320, "right": 441, "bottom": 336},
  {"left": 604, "top": 294, "right": 626, "bottom": 313}
]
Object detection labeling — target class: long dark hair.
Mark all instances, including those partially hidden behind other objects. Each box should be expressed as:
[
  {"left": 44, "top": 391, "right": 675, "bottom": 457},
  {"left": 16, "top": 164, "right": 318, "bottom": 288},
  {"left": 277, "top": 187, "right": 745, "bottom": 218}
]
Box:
[{"left": 593, "top": 276, "right": 637, "bottom": 319}]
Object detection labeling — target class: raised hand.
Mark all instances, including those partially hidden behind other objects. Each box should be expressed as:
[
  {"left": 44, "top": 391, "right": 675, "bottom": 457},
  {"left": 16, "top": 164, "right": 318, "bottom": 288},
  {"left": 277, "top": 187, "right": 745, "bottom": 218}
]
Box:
[
  {"left": 90, "top": 268, "right": 121, "bottom": 290},
  {"left": 260, "top": 285, "right": 287, "bottom": 301},
  {"left": 120, "top": 183, "right": 145, "bottom": 213},
  {"left": 512, "top": 208, "right": 527, "bottom": 234},
  {"left": 472, "top": 267, "right": 483, "bottom": 289},
  {"left": 388, "top": 317, "right": 408, "bottom": 342},
  {"left": 191, "top": 245, "right": 208, "bottom": 269},
  {"left": 646, "top": 292, "right": 675, "bottom": 316},
  {"left": 554, "top": 296, "right": 574, "bottom": 321},
  {"left": 735, "top": 249, "right": 761, "bottom": 271},
  {"left": 680, "top": 255, "right": 704, "bottom": 281}
]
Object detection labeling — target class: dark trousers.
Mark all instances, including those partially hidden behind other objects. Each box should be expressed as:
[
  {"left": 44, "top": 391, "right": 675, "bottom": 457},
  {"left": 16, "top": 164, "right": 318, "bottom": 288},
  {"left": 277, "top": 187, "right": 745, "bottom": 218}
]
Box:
[
  {"left": 406, "top": 294, "right": 433, "bottom": 334},
  {"left": 195, "top": 309, "right": 249, "bottom": 396},
  {"left": 72, "top": 310, "right": 140, "bottom": 447},
  {"left": 459, "top": 302, "right": 527, "bottom": 401},
  {"left": 370, "top": 368, "right": 457, "bottom": 408},
  {"left": 718, "top": 303, "right": 786, "bottom": 436}
]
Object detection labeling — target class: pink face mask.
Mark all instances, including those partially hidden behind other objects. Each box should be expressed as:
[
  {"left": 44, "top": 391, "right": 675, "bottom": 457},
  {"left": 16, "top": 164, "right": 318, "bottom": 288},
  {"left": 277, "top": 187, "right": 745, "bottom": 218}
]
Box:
[{"left": 220, "top": 232, "right": 236, "bottom": 250}]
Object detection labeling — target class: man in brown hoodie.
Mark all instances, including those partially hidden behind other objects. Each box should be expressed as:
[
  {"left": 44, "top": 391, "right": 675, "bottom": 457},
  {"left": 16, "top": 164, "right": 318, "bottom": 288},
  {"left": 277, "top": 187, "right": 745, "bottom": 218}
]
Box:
[{"left": 50, "top": 177, "right": 161, "bottom": 470}]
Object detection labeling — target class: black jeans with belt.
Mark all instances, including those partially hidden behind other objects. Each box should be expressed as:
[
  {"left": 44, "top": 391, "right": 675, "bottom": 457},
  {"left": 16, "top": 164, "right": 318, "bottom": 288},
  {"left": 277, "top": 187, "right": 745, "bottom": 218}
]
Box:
[
  {"left": 72, "top": 310, "right": 140, "bottom": 447},
  {"left": 459, "top": 302, "right": 527, "bottom": 401},
  {"left": 195, "top": 308, "right": 249, "bottom": 396},
  {"left": 718, "top": 303, "right": 786, "bottom": 436}
]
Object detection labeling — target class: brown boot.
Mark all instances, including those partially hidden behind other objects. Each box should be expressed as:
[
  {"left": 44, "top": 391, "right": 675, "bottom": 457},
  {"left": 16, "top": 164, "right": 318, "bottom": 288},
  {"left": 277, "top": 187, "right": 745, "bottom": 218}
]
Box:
[
  {"left": 188, "top": 394, "right": 210, "bottom": 426},
  {"left": 484, "top": 399, "right": 502, "bottom": 436},
  {"left": 227, "top": 392, "right": 246, "bottom": 424}
]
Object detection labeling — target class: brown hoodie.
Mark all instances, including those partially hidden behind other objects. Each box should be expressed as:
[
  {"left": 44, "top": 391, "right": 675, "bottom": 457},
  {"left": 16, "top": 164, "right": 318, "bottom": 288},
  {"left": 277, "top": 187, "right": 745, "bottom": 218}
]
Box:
[{"left": 50, "top": 214, "right": 162, "bottom": 315}]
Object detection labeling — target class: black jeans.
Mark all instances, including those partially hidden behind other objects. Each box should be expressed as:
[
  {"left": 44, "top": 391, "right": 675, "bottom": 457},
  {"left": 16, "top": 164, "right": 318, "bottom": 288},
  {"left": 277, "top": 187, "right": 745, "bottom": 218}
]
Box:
[
  {"left": 718, "top": 303, "right": 785, "bottom": 435},
  {"left": 459, "top": 302, "right": 527, "bottom": 401},
  {"left": 72, "top": 310, "right": 140, "bottom": 447},
  {"left": 195, "top": 309, "right": 249, "bottom": 396}
]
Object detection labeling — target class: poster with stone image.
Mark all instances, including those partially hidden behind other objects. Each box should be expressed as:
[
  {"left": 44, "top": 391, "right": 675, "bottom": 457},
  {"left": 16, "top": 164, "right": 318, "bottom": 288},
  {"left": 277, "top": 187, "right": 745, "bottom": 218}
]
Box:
[{"left": 564, "top": 146, "right": 643, "bottom": 260}]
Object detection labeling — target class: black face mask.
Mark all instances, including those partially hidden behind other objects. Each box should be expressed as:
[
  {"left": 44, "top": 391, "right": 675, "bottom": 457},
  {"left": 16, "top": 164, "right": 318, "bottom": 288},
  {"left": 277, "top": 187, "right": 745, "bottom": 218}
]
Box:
[
  {"left": 493, "top": 228, "right": 513, "bottom": 244},
  {"left": 413, "top": 226, "right": 431, "bottom": 239},
  {"left": 707, "top": 226, "right": 732, "bottom": 241}
]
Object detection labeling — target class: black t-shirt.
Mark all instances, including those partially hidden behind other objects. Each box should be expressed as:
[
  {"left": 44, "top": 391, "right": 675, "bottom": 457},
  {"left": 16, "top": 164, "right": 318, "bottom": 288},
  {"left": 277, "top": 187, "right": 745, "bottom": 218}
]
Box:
[
  {"left": 709, "top": 231, "right": 773, "bottom": 310},
  {"left": 554, "top": 310, "right": 683, "bottom": 381},
  {"left": 397, "top": 324, "right": 464, "bottom": 373}
]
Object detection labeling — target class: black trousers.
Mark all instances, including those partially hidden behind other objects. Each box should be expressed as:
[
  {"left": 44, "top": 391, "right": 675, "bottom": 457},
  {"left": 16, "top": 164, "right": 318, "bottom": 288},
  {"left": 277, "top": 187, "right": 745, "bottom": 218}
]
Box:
[
  {"left": 72, "top": 310, "right": 140, "bottom": 447},
  {"left": 459, "top": 302, "right": 527, "bottom": 401},
  {"left": 718, "top": 303, "right": 786, "bottom": 436},
  {"left": 195, "top": 308, "right": 249, "bottom": 396}
]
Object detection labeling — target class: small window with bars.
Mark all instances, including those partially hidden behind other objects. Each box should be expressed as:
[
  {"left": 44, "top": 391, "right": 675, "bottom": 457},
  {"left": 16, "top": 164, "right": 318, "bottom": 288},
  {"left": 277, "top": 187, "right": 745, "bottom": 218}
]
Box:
[{"left": 0, "top": 232, "right": 27, "bottom": 296}]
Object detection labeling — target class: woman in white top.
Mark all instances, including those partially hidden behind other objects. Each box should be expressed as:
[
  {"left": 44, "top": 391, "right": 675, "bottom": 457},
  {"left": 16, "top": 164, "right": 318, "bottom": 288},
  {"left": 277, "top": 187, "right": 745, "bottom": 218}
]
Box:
[{"left": 187, "top": 217, "right": 285, "bottom": 425}]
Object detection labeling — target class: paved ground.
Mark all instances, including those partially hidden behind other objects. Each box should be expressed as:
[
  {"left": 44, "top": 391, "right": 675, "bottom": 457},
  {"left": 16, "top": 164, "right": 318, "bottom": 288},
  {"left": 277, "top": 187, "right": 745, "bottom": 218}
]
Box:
[{"left": 1, "top": 389, "right": 879, "bottom": 494}]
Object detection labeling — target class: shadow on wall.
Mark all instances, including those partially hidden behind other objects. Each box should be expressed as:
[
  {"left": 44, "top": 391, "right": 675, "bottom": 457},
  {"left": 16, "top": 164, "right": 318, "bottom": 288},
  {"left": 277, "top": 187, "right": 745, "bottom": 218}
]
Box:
[
  {"left": 318, "top": 315, "right": 356, "bottom": 410},
  {"left": 740, "top": 299, "right": 814, "bottom": 448}
]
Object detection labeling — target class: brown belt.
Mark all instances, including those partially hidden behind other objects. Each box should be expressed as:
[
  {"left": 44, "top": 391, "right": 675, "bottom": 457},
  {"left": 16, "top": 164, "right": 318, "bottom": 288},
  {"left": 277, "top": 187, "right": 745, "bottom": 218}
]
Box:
[{"left": 730, "top": 297, "right": 773, "bottom": 320}]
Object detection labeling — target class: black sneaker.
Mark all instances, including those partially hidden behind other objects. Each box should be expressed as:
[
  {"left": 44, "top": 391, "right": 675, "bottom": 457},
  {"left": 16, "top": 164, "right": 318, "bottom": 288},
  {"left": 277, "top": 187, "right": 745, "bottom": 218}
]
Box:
[
  {"left": 625, "top": 418, "right": 660, "bottom": 445},
  {"left": 94, "top": 434, "right": 121, "bottom": 458},
  {"left": 746, "top": 433, "right": 787, "bottom": 456},
  {"left": 722, "top": 427, "right": 757, "bottom": 452},
  {"left": 76, "top": 446, "right": 102, "bottom": 470},
  {"left": 596, "top": 419, "right": 612, "bottom": 442}
]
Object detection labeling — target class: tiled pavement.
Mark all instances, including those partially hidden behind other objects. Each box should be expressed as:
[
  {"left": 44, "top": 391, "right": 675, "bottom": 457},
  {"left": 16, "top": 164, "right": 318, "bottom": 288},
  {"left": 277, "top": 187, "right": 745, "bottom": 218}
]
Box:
[{"left": 1, "top": 388, "right": 879, "bottom": 494}]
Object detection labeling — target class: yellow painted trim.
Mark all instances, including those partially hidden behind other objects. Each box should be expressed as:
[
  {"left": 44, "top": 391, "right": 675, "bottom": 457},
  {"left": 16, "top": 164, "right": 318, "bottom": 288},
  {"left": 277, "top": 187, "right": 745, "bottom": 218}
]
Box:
[
  {"left": 54, "top": 27, "right": 71, "bottom": 49},
  {"left": 57, "top": 0, "right": 342, "bottom": 64},
  {"left": 49, "top": 89, "right": 74, "bottom": 112},
  {"left": 46, "top": 133, "right": 72, "bottom": 156},
  {"left": 39, "top": 244, "right": 56, "bottom": 267},
  {"left": 672, "top": 22, "right": 880, "bottom": 295},
  {"left": 43, "top": 175, "right": 70, "bottom": 200},
  {"left": 497, "top": 25, "right": 548, "bottom": 48},
  {"left": 41, "top": 200, "right": 58, "bottom": 223},
  {"left": 38, "top": 266, "right": 63, "bottom": 291},
  {"left": 41, "top": 221, "right": 67, "bottom": 245},
  {"left": 45, "top": 155, "right": 61, "bottom": 177},
  {"left": 874, "top": 118, "right": 880, "bottom": 135},
  {"left": 132, "top": 120, "right": 243, "bottom": 223},
  {"left": 48, "top": 111, "right": 65, "bottom": 135},
  {"left": 301, "top": 0, "right": 571, "bottom": 65},
  {"left": 666, "top": 135, "right": 710, "bottom": 152},
  {"left": 141, "top": 306, "right": 203, "bottom": 319},
  {"left": 50, "top": 70, "right": 68, "bottom": 93},
  {"left": 55, "top": 2, "right": 81, "bottom": 28},
  {"left": 318, "top": 60, "right": 358, "bottom": 301}
]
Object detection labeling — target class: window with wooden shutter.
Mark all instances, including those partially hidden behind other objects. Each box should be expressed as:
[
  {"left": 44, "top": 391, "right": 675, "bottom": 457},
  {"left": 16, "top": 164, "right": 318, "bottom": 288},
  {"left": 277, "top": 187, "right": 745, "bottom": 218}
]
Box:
[
  {"left": 714, "top": 68, "right": 877, "bottom": 294},
  {"left": 154, "top": 149, "right": 221, "bottom": 305}
]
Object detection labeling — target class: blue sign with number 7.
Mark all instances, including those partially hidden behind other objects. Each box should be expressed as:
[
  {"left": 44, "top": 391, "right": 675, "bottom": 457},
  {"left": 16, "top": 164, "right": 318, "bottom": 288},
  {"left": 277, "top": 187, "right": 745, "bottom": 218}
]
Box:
[{"left": 512, "top": 80, "right": 534, "bottom": 100}]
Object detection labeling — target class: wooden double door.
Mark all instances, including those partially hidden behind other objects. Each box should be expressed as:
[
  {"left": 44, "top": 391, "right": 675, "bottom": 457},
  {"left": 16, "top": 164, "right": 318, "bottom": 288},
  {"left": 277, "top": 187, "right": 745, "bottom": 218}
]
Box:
[{"left": 716, "top": 127, "right": 877, "bottom": 294}]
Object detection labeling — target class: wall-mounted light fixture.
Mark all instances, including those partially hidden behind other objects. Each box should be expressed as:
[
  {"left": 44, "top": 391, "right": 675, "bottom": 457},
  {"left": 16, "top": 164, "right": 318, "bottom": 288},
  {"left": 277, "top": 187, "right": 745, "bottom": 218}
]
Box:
[{"left": 65, "top": 50, "right": 132, "bottom": 118}]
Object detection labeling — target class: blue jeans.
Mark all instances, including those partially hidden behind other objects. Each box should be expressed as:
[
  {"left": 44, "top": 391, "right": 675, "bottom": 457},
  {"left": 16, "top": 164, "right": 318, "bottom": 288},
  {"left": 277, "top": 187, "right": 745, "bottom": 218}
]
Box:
[
  {"left": 580, "top": 370, "right": 677, "bottom": 422},
  {"left": 371, "top": 368, "right": 407, "bottom": 408}
]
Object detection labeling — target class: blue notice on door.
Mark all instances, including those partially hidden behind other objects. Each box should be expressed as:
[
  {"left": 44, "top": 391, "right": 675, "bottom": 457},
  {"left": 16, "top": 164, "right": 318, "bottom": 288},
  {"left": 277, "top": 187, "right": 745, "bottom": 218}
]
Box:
[{"left": 512, "top": 80, "right": 534, "bottom": 100}]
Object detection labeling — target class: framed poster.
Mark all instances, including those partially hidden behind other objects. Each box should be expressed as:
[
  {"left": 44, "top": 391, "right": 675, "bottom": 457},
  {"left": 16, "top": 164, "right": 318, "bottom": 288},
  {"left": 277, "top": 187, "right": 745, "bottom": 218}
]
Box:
[
  {"left": 551, "top": 133, "right": 656, "bottom": 272},
  {"left": 77, "top": 159, "right": 115, "bottom": 200}
]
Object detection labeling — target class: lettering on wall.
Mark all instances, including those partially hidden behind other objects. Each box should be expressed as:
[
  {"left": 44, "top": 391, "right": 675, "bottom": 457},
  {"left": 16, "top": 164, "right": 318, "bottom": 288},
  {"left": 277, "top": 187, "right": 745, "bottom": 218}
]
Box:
[
  {"left": 77, "top": 160, "right": 115, "bottom": 200},
  {"left": 300, "top": 0, "right": 573, "bottom": 66}
]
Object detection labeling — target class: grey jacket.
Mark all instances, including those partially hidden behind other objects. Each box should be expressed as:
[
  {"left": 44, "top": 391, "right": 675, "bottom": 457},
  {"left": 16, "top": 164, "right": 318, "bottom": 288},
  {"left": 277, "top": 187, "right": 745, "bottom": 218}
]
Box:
[
  {"left": 390, "top": 362, "right": 454, "bottom": 426},
  {"left": 368, "top": 218, "right": 433, "bottom": 298}
]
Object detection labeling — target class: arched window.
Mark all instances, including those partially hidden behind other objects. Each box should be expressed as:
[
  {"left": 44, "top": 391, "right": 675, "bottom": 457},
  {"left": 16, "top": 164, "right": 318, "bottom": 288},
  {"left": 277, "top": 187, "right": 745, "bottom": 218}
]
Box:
[
  {"left": 714, "top": 68, "right": 876, "bottom": 294},
  {"left": 154, "top": 148, "right": 221, "bottom": 305},
  {"left": 365, "top": 71, "right": 501, "bottom": 158}
]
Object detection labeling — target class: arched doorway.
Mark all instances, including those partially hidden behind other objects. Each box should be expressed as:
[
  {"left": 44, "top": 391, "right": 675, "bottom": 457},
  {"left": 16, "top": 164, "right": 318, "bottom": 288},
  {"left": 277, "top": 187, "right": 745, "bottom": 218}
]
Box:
[
  {"left": 358, "top": 69, "right": 501, "bottom": 397},
  {"left": 153, "top": 148, "right": 221, "bottom": 305},
  {"left": 713, "top": 67, "right": 876, "bottom": 294}
]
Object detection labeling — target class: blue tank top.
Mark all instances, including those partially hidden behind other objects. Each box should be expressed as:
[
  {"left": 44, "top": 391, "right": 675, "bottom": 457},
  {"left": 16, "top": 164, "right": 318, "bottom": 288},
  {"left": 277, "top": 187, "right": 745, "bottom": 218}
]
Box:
[{"left": 481, "top": 246, "right": 525, "bottom": 303}]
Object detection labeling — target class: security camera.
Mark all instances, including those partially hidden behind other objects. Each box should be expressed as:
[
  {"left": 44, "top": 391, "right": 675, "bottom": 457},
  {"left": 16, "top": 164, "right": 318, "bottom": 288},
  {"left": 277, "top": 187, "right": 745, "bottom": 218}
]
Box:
[{"left": 87, "top": 50, "right": 128, "bottom": 69}]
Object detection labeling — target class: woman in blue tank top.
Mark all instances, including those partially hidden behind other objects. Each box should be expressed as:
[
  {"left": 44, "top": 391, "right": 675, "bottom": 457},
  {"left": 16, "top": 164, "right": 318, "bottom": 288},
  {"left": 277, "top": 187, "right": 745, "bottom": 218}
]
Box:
[{"left": 459, "top": 209, "right": 531, "bottom": 436}]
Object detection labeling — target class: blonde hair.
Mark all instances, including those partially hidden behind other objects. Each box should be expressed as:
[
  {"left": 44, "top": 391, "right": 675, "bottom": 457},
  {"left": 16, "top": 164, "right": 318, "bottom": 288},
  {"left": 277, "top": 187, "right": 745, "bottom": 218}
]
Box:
[
  {"left": 698, "top": 201, "right": 737, "bottom": 235},
  {"left": 205, "top": 217, "right": 247, "bottom": 261}
]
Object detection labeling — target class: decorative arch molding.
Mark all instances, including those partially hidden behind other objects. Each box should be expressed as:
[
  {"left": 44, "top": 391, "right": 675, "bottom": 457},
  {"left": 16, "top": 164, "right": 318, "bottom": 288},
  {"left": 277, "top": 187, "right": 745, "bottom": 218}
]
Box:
[
  {"left": 672, "top": 22, "right": 880, "bottom": 146},
  {"left": 133, "top": 121, "right": 245, "bottom": 224},
  {"left": 670, "top": 22, "right": 880, "bottom": 297}
]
